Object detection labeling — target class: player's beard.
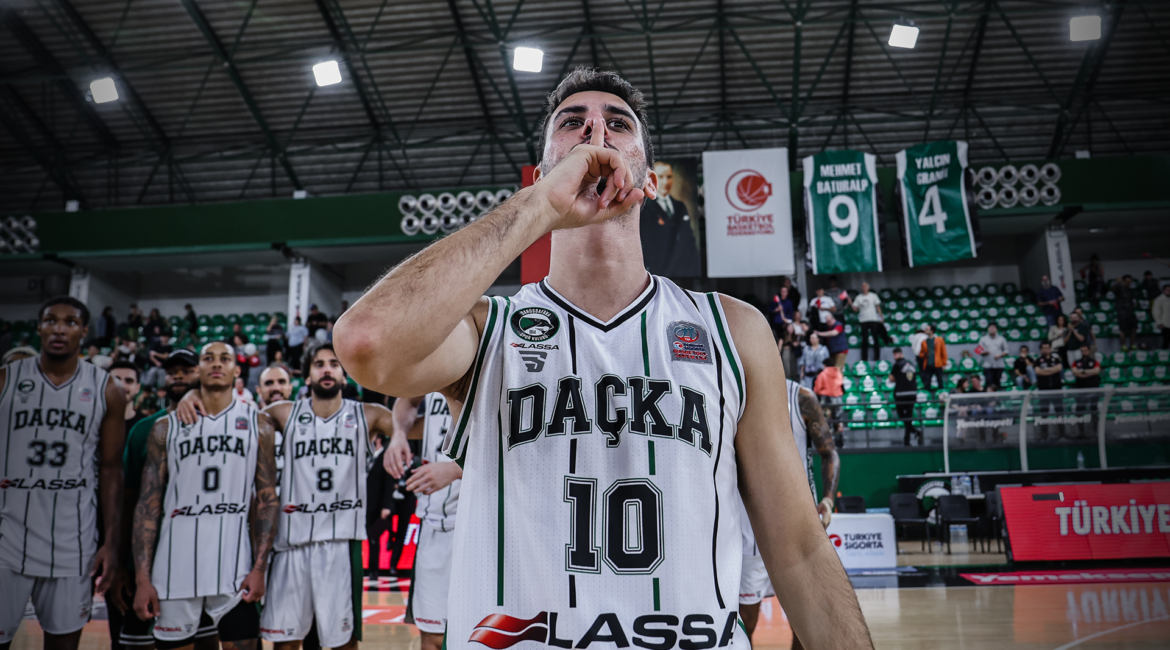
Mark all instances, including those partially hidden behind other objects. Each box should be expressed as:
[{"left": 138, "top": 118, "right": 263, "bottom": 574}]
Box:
[
  {"left": 166, "top": 379, "right": 199, "bottom": 405},
  {"left": 310, "top": 380, "right": 341, "bottom": 399}
]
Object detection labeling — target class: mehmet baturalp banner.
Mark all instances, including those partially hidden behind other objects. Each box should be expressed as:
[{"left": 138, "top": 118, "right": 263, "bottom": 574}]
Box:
[{"left": 702, "top": 148, "right": 794, "bottom": 278}]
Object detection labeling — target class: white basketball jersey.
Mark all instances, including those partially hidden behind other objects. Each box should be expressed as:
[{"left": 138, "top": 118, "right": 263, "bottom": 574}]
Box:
[
  {"left": 153, "top": 402, "right": 259, "bottom": 599},
  {"left": 275, "top": 398, "right": 371, "bottom": 551},
  {"left": 0, "top": 357, "right": 106, "bottom": 577},
  {"left": 414, "top": 392, "right": 459, "bottom": 531},
  {"left": 442, "top": 277, "right": 751, "bottom": 649}
]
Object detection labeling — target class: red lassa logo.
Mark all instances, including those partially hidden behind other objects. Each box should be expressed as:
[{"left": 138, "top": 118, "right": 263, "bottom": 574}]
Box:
[
  {"left": 725, "top": 170, "right": 771, "bottom": 212},
  {"left": 469, "top": 612, "right": 549, "bottom": 648}
]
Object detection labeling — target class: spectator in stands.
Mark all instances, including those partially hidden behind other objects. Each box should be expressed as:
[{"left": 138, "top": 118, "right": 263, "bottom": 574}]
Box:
[
  {"left": 288, "top": 316, "right": 309, "bottom": 373},
  {"left": 1013, "top": 345, "right": 1037, "bottom": 389},
  {"left": 306, "top": 304, "right": 329, "bottom": 338},
  {"left": 977, "top": 323, "right": 1008, "bottom": 390},
  {"left": 266, "top": 314, "right": 285, "bottom": 363},
  {"left": 807, "top": 287, "right": 835, "bottom": 331},
  {"left": 109, "top": 360, "right": 149, "bottom": 430},
  {"left": 1034, "top": 341, "right": 1064, "bottom": 439},
  {"left": 778, "top": 324, "right": 799, "bottom": 380},
  {"left": 799, "top": 332, "right": 829, "bottom": 390},
  {"left": 1065, "top": 311, "right": 1095, "bottom": 353},
  {"left": 183, "top": 303, "right": 198, "bottom": 336},
  {"left": 782, "top": 276, "right": 801, "bottom": 316},
  {"left": 1142, "top": 270, "right": 1161, "bottom": 300},
  {"left": 1071, "top": 343, "right": 1101, "bottom": 437},
  {"left": 126, "top": 303, "right": 144, "bottom": 334},
  {"left": 813, "top": 357, "right": 844, "bottom": 438},
  {"left": 233, "top": 376, "right": 257, "bottom": 407},
  {"left": 816, "top": 313, "right": 848, "bottom": 368},
  {"left": 230, "top": 333, "right": 253, "bottom": 384},
  {"left": 767, "top": 286, "right": 794, "bottom": 341},
  {"left": 791, "top": 310, "right": 809, "bottom": 343},
  {"left": 1153, "top": 284, "right": 1170, "bottom": 349},
  {"left": 890, "top": 348, "right": 921, "bottom": 446},
  {"left": 144, "top": 308, "right": 169, "bottom": 344},
  {"left": 113, "top": 338, "right": 147, "bottom": 370},
  {"left": 231, "top": 322, "right": 245, "bottom": 340},
  {"left": 917, "top": 324, "right": 947, "bottom": 391},
  {"left": 1047, "top": 314, "right": 1070, "bottom": 367},
  {"left": 1037, "top": 275, "right": 1064, "bottom": 327},
  {"left": 94, "top": 306, "right": 116, "bottom": 347},
  {"left": 850, "top": 282, "right": 885, "bottom": 361},
  {"left": 1112, "top": 274, "right": 1139, "bottom": 351},
  {"left": 1079, "top": 254, "right": 1106, "bottom": 299},
  {"left": 143, "top": 332, "right": 174, "bottom": 389},
  {"left": 968, "top": 375, "right": 985, "bottom": 393}
]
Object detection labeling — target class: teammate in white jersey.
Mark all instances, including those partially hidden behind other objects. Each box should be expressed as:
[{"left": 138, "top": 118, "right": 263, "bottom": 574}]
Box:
[
  {"left": 177, "top": 343, "right": 393, "bottom": 650},
  {"left": 132, "top": 342, "right": 278, "bottom": 650},
  {"left": 384, "top": 393, "right": 460, "bottom": 650},
  {"left": 336, "top": 69, "right": 872, "bottom": 648},
  {"left": 0, "top": 297, "right": 126, "bottom": 650},
  {"left": 738, "top": 380, "right": 840, "bottom": 645}
]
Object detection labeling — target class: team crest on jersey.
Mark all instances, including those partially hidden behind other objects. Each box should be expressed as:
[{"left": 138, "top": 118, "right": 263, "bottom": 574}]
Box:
[
  {"left": 297, "top": 412, "right": 313, "bottom": 425},
  {"left": 667, "top": 321, "right": 712, "bottom": 365},
  {"left": 235, "top": 416, "right": 249, "bottom": 430},
  {"left": 79, "top": 388, "right": 93, "bottom": 403},
  {"left": 17, "top": 379, "right": 34, "bottom": 393},
  {"left": 511, "top": 307, "right": 559, "bottom": 342}
]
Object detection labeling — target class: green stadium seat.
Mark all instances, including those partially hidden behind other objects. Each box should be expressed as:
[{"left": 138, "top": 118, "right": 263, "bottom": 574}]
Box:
[
  {"left": 945, "top": 309, "right": 961, "bottom": 320},
  {"left": 945, "top": 332, "right": 961, "bottom": 344},
  {"left": 1153, "top": 366, "right": 1169, "bottom": 381},
  {"left": 851, "top": 361, "right": 871, "bottom": 376},
  {"left": 226, "top": 314, "right": 241, "bottom": 324},
  {"left": 1097, "top": 300, "right": 1114, "bottom": 312},
  {"left": 967, "top": 284, "right": 983, "bottom": 296},
  {"left": 937, "top": 321, "right": 951, "bottom": 332},
  {"left": 994, "top": 317, "right": 1009, "bottom": 329},
  {"left": 1011, "top": 294, "right": 1026, "bottom": 305},
  {"left": 986, "top": 306, "right": 1000, "bottom": 318},
  {"left": 1026, "top": 327, "right": 1044, "bottom": 341},
  {"left": 897, "top": 322, "right": 913, "bottom": 334},
  {"left": 1091, "top": 312, "right": 1110, "bottom": 325},
  {"left": 1130, "top": 366, "right": 1149, "bottom": 382},
  {"left": 878, "top": 289, "right": 895, "bottom": 301},
  {"left": 958, "top": 297, "right": 971, "bottom": 308},
  {"left": 1074, "top": 280, "right": 1087, "bottom": 293},
  {"left": 976, "top": 296, "right": 990, "bottom": 307},
  {"left": 931, "top": 287, "right": 947, "bottom": 298},
  {"left": 928, "top": 309, "right": 943, "bottom": 320},
  {"left": 955, "top": 318, "right": 970, "bottom": 331},
  {"left": 913, "top": 287, "right": 929, "bottom": 299},
  {"left": 211, "top": 315, "right": 226, "bottom": 326},
  {"left": 922, "top": 298, "right": 936, "bottom": 310},
  {"left": 1007, "top": 328, "right": 1024, "bottom": 341},
  {"left": 948, "top": 285, "right": 965, "bottom": 297},
  {"left": 958, "top": 357, "right": 979, "bottom": 371},
  {"left": 984, "top": 283, "right": 1000, "bottom": 296},
  {"left": 1004, "top": 306, "right": 1019, "bottom": 317},
  {"left": 847, "top": 334, "right": 860, "bottom": 347},
  {"left": 904, "top": 299, "right": 918, "bottom": 310},
  {"left": 241, "top": 314, "right": 256, "bottom": 325},
  {"left": 896, "top": 288, "right": 912, "bottom": 300},
  {"left": 993, "top": 295, "right": 1007, "bottom": 306},
  {"left": 940, "top": 297, "right": 954, "bottom": 308},
  {"left": 966, "top": 330, "right": 981, "bottom": 344},
  {"left": 256, "top": 313, "right": 271, "bottom": 323},
  {"left": 943, "top": 358, "right": 956, "bottom": 372},
  {"left": 1002, "top": 282, "right": 1018, "bottom": 294},
  {"left": 1022, "top": 304, "right": 1038, "bottom": 315},
  {"left": 198, "top": 315, "right": 211, "bottom": 325},
  {"left": 858, "top": 375, "right": 879, "bottom": 392},
  {"left": 910, "top": 310, "right": 924, "bottom": 321},
  {"left": 1013, "top": 317, "right": 1029, "bottom": 329}
]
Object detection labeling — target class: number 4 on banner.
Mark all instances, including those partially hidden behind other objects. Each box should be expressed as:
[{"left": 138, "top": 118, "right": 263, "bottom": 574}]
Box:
[{"left": 918, "top": 184, "right": 948, "bottom": 233}]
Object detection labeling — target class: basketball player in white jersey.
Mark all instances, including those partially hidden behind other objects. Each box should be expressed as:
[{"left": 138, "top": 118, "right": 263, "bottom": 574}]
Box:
[
  {"left": 383, "top": 393, "right": 459, "bottom": 650},
  {"left": 131, "top": 342, "right": 278, "bottom": 650},
  {"left": 335, "top": 68, "right": 872, "bottom": 648},
  {"left": 176, "top": 343, "right": 393, "bottom": 650},
  {"left": 0, "top": 297, "right": 126, "bottom": 650},
  {"left": 738, "top": 380, "right": 840, "bottom": 645}
]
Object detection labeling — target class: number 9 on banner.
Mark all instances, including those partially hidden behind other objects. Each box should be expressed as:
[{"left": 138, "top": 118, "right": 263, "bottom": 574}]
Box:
[{"left": 828, "top": 195, "right": 859, "bottom": 245}]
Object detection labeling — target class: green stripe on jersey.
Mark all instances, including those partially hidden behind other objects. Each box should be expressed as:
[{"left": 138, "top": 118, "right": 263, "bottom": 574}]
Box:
[
  {"left": 640, "top": 312, "right": 650, "bottom": 376},
  {"left": 447, "top": 297, "right": 500, "bottom": 461},
  {"left": 653, "top": 577, "right": 661, "bottom": 611},
  {"left": 706, "top": 293, "right": 743, "bottom": 402},
  {"left": 647, "top": 440, "right": 656, "bottom": 476},
  {"left": 496, "top": 408, "right": 505, "bottom": 606}
]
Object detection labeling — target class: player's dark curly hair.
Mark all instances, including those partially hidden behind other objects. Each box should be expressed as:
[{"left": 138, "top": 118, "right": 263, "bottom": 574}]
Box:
[
  {"left": 537, "top": 67, "right": 654, "bottom": 168},
  {"left": 39, "top": 296, "right": 90, "bottom": 327}
]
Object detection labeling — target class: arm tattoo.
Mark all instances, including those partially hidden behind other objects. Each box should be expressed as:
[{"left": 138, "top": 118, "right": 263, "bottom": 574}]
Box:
[
  {"left": 798, "top": 389, "right": 840, "bottom": 504},
  {"left": 251, "top": 414, "right": 280, "bottom": 573},
  {"left": 132, "top": 418, "right": 169, "bottom": 582}
]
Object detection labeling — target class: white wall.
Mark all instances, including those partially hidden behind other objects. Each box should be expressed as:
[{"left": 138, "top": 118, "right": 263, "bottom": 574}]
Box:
[{"left": 308, "top": 263, "right": 343, "bottom": 318}]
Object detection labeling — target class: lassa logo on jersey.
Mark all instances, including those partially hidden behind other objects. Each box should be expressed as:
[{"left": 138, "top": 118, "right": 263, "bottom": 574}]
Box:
[
  {"left": 468, "top": 610, "right": 739, "bottom": 649},
  {"left": 667, "top": 321, "right": 712, "bottom": 365},
  {"left": 171, "top": 502, "right": 247, "bottom": 518},
  {"left": 511, "top": 307, "right": 560, "bottom": 342},
  {"left": 282, "top": 498, "right": 362, "bottom": 514},
  {"left": 1, "top": 477, "right": 88, "bottom": 490}
]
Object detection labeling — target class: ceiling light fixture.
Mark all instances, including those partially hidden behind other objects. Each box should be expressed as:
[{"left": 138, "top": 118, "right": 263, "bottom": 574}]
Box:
[
  {"left": 888, "top": 23, "right": 919, "bottom": 49},
  {"left": 313, "top": 60, "right": 342, "bottom": 87},
  {"left": 90, "top": 77, "right": 119, "bottom": 103},
  {"left": 1070, "top": 15, "right": 1101, "bottom": 42},
  {"left": 513, "top": 47, "right": 544, "bottom": 72}
]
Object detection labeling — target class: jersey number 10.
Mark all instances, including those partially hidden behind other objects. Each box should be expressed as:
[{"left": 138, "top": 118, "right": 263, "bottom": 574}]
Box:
[{"left": 564, "top": 477, "right": 663, "bottom": 575}]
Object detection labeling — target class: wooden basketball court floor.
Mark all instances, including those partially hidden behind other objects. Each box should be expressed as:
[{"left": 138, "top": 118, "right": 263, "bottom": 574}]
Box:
[{"left": 10, "top": 548, "right": 1170, "bottom": 650}]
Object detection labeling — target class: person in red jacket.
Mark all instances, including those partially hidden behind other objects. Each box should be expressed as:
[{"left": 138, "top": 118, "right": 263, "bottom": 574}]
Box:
[{"left": 917, "top": 324, "right": 947, "bottom": 391}]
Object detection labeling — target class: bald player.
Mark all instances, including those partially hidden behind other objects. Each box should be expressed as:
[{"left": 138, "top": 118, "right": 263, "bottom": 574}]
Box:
[{"left": 257, "top": 366, "right": 293, "bottom": 408}]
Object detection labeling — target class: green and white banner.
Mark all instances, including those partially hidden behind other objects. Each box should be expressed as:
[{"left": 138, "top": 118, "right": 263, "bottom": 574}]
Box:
[
  {"left": 895, "top": 140, "right": 979, "bottom": 267},
  {"left": 803, "top": 150, "right": 881, "bottom": 274}
]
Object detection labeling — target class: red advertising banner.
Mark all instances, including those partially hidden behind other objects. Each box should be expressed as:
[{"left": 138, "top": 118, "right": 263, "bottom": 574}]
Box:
[
  {"left": 361, "top": 514, "right": 420, "bottom": 571},
  {"left": 1001, "top": 483, "right": 1170, "bottom": 561}
]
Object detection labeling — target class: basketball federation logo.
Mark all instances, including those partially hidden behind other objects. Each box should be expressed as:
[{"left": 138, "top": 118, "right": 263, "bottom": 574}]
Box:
[
  {"left": 725, "top": 169, "right": 772, "bottom": 212},
  {"left": 511, "top": 307, "right": 559, "bottom": 343},
  {"left": 667, "top": 320, "right": 712, "bottom": 365}
]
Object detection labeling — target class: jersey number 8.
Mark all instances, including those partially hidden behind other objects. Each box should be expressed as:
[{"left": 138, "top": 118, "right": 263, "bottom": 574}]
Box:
[{"left": 564, "top": 477, "right": 663, "bottom": 575}]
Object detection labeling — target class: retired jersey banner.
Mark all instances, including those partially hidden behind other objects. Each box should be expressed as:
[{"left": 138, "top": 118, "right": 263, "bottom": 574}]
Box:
[
  {"left": 702, "top": 148, "right": 794, "bottom": 278},
  {"left": 804, "top": 150, "right": 881, "bottom": 274},
  {"left": 895, "top": 140, "right": 979, "bottom": 267}
]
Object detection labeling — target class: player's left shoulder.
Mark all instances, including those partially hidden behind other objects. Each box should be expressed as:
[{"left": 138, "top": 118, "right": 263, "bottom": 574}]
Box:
[{"left": 712, "top": 293, "right": 771, "bottom": 344}]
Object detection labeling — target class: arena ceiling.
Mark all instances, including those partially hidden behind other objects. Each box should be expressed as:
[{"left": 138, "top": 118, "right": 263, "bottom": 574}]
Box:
[{"left": 1, "top": 0, "right": 1167, "bottom": 213}]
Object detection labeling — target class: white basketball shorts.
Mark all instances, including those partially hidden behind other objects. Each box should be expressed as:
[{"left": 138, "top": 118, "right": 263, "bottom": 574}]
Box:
[
  {"left": 154, "top": 592, "right": 242, "bottom": 642},
  {"left": 407, "top": 520, "right": 454, "bottom": 635},
  {"left": 260, "top": 540, "right": 359, "bottom": 648},
  {"left": 0, "top": 567, "right": 92, "bottom": 638},
  {"left": 738, "top": 553, "right": 774, "bottom": 605}
]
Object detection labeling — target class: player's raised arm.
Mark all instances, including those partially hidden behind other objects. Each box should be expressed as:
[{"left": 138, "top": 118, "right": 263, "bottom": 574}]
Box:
[
  {"left": 333, "top": 119, "right": 649, "bottom": 398},
  {"left": 93, "top": 376, "right": 128, "bottom": 595},
  {"left": 241, "top": 412, "right": 279, "bottom": 603},
  {"left": 722, "top": 295, "right": 873, "bottom": 649},
  {"left": 132, "top": 417, "right": 169, "bottom": 620}
]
